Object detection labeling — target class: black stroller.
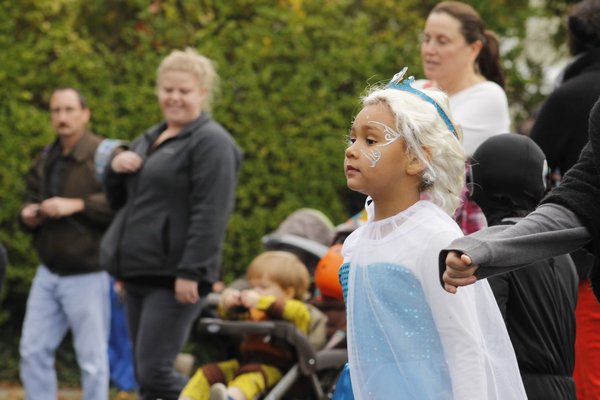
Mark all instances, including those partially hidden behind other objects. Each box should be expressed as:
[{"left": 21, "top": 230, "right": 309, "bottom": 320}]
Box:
[{"left": 195, "top": 209, "right": 351, "bottom": 399}]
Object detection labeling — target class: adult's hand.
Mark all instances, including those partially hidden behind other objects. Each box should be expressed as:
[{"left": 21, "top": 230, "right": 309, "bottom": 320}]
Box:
[
  {"left": 175, "top": 278, "right": 199, "bottom": 304},
  {"left": 443, "top": 251, "right": 479, "bottom": 294},
  {"left": 111, "top": 151, "right": 143, "bottom": 174},
  {"left": 21, "top": 203, "right": 45, "bottom": 228},
  {"left": 40, "top": 197, "right": 84, "bottom": 218}
]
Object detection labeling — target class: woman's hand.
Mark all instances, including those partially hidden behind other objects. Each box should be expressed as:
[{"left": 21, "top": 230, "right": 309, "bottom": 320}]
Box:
[
  {"left": 443, "top": 251, "right": 479, "bottom": 293},
  {"left": 111, "top": 151, "right": 143, "bottom": 174},
  {"left": 175, "top": 278, "right": 199, "bottom": 304}
]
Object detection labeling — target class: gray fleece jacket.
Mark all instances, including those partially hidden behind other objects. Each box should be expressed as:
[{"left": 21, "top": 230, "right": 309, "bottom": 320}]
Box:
[
  {"left": 101, "top": 113, "right": 242, "bottom": 284},
  {"left": 439, "top": 203, "right": 591, "bottom": 283}
]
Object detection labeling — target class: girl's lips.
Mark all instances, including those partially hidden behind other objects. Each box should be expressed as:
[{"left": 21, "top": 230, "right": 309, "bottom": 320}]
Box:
[{"left": 346, "top": 165, "right": 359, "bottom": 174}]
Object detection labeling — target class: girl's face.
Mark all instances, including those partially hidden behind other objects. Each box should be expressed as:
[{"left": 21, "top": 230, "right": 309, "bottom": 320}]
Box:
[
  {"left": 421, "top": 12, "right": 481, "bottom": 85},
  {"left": 249, "top": 273, "right": 294, "bottom": 301},
  {"left": 158, "top": 70, "right": 205, "bottom": 129},
  {"left": 344, "top": 103, "right": 413, "bottom": 199}
]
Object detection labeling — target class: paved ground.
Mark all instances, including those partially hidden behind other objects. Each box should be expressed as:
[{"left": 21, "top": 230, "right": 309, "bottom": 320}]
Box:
[
  {"left": 0, "top": 386, "right": 81, "bottom": 400},
  {"left": 0, "top": 385, "right": 135, "bottom": 400}
]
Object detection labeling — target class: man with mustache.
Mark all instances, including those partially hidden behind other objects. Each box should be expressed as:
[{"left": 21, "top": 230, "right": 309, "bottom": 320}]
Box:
[{"left": 19, "top": 87, "right": 114, "bottom": 400}]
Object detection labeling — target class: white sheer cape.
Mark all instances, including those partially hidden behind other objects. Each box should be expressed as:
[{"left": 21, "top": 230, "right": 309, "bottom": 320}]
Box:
[{"left": 340, "top": 200, "right": 526, "bottom": 399}]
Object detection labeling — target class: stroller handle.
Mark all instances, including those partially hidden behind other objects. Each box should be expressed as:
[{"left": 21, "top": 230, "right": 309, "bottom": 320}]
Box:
[{"left": 198, "top": 318, "right": 318, "bottom": 375}]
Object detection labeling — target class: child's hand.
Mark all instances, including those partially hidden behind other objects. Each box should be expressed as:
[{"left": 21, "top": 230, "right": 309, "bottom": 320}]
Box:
[
  {"left": 240, "top": 289, "right": 260, "bottom": 309},
  {"left": 220, "top": 288, "right": 242, "bottom": 310}
]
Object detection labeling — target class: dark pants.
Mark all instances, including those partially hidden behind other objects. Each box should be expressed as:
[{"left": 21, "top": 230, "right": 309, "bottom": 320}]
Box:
[{"left": 124, "top": 282, "right": 204, "bottom": 400}]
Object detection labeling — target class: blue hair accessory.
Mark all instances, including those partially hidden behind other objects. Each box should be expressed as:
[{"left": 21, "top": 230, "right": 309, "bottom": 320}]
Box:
[{"left": 386, "top": 67, "right": 458, "bottom": 139}]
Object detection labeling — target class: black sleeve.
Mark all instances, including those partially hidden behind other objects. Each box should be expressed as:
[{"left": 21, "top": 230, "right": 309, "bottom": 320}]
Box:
[
  {"left": 102, "top": 143, "right": 135, "bottom": 211},
  {"left": 529, "top": 88, "right": 572, "bottom": 172},
  {"left": 103, "top": 167, "right": 128, "bottom": 211}
]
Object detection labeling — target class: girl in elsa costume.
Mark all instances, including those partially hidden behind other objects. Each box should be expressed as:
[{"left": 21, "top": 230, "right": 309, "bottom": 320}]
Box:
[{"left": 332, "top": 68, "right": 526, "bottom": 399}]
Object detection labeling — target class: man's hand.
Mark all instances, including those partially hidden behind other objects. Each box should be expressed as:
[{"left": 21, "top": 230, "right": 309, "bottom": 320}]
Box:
[
  {"left": 111, "top": 151, "right": 143, "bottom": 174},
  {"left": 443, "top": 251, "right": 479, "bottom": 294},
  {"left": 21, "top": 203, "right": 45, "bottom": 228},
  {"left": 175, "top": 278, "right": 199, "bottom": 304},
  {"left": 39, "top": 197, "right": 84, "bottom": 218}
]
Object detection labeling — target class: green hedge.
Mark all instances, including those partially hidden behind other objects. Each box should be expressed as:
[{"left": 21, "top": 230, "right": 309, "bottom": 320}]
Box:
[{"left": 0, "top": 0, "right": 576, "bottom": 383}]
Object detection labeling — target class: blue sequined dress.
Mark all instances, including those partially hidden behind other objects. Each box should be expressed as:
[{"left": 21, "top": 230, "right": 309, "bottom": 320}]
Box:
[{"left": 338, "top": 200, "right": 526, "bottom": 399}]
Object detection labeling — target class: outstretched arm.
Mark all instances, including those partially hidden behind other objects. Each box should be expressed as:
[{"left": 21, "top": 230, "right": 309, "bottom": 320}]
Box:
[{"left": 440, "top": 203, "right": 590, "bottom": 293}]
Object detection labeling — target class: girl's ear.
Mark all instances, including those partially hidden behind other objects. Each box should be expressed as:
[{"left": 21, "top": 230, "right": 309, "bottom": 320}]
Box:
[{"left": 406, "top": 146, "right": 432, "bottom": 176}]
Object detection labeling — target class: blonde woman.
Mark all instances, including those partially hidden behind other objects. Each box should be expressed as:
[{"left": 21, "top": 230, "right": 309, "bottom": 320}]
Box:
[{"left": 101, "top": 48, "right": 242, "bottom": 399}]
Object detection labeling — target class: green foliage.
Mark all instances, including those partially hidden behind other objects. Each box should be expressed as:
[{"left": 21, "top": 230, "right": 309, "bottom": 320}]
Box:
[{"left": 0, "top": 0, "right": 570, "bottom": 383}]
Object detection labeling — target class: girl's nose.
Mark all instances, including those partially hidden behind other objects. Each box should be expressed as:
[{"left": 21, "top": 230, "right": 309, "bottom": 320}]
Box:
[{"left": 345, "top": 143, "right": 357, "bottom": 159}]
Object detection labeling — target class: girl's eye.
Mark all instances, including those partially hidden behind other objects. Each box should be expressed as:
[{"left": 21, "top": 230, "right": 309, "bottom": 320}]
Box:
[
  {"left": 346, "top": 136, "right": 356, "bottom": 145},
  {"left": 366, "top": 138, "right": 376, "bottom": 145}
]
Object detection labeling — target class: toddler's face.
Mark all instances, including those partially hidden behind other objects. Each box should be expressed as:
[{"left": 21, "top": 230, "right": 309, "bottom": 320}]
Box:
[{"left": 249, "top": 273, "right": 292, "bottom": 301}]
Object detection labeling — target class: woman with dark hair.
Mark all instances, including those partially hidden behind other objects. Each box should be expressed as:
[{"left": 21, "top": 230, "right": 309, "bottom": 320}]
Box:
[
  {"left": 420, "top": 1, "right": 511, "bottom": 234},
  {"left": 421, "top": 1, "right": 509, "bottom": 158}
]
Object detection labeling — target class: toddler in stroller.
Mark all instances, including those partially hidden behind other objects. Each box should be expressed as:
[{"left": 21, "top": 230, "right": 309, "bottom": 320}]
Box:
[{"left": 179, "top": 251, "right": 327, "bottom": 400}]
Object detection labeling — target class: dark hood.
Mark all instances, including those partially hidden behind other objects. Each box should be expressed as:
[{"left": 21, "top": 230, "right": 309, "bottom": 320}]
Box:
[{"left": 470, "top": 134, "right": 548, "bottom": 226}]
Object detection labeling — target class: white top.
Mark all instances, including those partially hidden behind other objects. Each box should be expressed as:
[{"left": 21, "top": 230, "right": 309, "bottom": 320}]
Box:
[
  {"left": 414, "top": 80, "right": 511, "bottom": 157},
  {"left": 340, "top": 200, "right": 526, "bottom": 399},
  {"left": 450, "top": 81, "right": 510, "bottom": 157}
]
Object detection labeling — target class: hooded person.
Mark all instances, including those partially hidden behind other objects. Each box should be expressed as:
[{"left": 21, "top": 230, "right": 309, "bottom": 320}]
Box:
[
  {"left": 530, "top": 0, "right": 600, "bottom": 179},
  {"left": 524, "top": 6, "right": 600, "bottom": 395},
  {"left": 439, "top": 97, "right": 600, "bottom": 294},
  {"left": 470, "top": 134, "right": 578, "bottom": 400}
]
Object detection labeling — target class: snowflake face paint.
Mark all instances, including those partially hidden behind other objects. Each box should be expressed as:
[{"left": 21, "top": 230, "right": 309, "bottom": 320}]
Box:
[
  {"left": 369, "top": 121, "right": 403, "bottom": 147},
  {"left": 345, "top": 103, "right": 413, "bottom": 198},
  {"left": 359, "top": 121, "right": 403, "bottom": 168},
  {"left": 361, "top": 149, "right": 382, "bottom": 167}
]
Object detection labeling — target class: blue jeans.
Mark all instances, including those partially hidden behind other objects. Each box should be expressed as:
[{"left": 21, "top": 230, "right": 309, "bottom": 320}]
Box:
[
  {"left": 108, "top": 277, "right": 137, "bottom": 390},
  {"left": 20, "top": 265, "right": 111, "bottom": 400}
]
